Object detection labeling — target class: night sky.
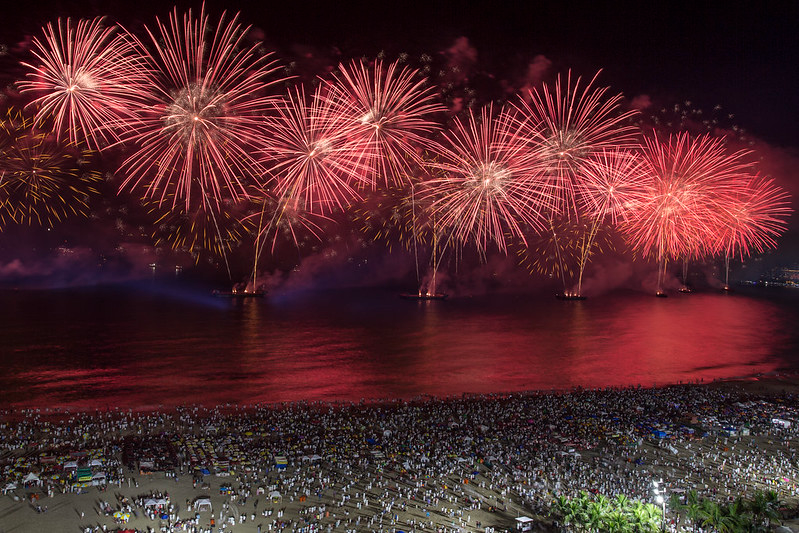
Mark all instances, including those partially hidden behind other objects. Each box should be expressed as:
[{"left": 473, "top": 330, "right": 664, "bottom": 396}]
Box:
[
  {"left": 4, "top": 0, "right": 795, "bottom": 145},
  {"left": 0, "top": 0, "right": 796, "bottom": 287}
]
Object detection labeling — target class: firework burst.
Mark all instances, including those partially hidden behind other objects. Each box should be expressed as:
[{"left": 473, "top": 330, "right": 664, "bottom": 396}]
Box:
[
  {"left": 624, "top": 132, "right": 754, "bottom": 261},
  {"left": 421, "top": 105, "right": 552, "bottom": 253},
  {"left": 0, "top": 110, "right": 100, "bottom": 227},
  {"left": 516, "top": 218, "right": 616, "bottom": 276},
  {"left": 245, "top": 188, "right": 329, "bottom": 256},
  {"left": 576, "top": 150, "right": 648, "bottom": 225},
  {"left": 553, "top": 149, "right": 647, "bottom": 295},
  {"left": 715, "top": 176, "right": 791, "bottom": 287},
  {"left": 147, "top": 193, "right": 249, "bottom": 261},
  {"left": 262, "top": 85, "right": 369, "bottom": 215},
  {"left": 511, "top": 71, "right": 639, "bottom": 214},
  {"left": 20, "top": 17, "right": 144, "bottom": 150},
  {"left": 622, "top": 132, "right": 757, "bottom": 291},
  {"left": 323, "top": 58, "right": 445, "bottom": 188},
  {"left": 718, "top": 176, "right": 791, "bottom": 259},
  {"left": 117, "top": 4, "right": 283, "bottom": 208}
]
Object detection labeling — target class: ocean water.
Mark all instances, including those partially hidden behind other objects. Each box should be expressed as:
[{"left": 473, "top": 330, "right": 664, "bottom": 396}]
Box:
[{"left": 1, "top": 284, "right": 797, "bottom": 410}]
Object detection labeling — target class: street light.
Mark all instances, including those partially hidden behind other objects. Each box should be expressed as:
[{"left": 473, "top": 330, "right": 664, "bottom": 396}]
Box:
[{"left": 652, "top": 479, "right": 666, "bottom": 532}]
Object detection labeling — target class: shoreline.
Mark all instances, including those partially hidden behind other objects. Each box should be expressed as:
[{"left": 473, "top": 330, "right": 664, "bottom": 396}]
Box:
[{"left": 5, "top": 370, "right": 799, "bottom": 418}]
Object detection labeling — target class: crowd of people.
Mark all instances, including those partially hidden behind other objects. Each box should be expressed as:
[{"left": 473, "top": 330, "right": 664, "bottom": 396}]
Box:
[{"left": 0, "top": 380, "right": 798, "bottom": 532}]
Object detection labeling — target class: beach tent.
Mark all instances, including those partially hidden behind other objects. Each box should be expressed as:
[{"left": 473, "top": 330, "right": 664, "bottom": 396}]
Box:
[
  {"left": 301, "top": 454, "right": 322, "bottom": 463},
  {"left": 91, "top": 472, "right": 107, "bottom": 486},
  {"left": 269, "top": 491, "right": 282, "bottom": 503},
  {"left": 144, "top": 499, "right": 158, "bottom": 507},
  {"left": 515, "top": 516, "right": 534, "bottom": 532},
  {"left": 63, "top": 461, "right": 78, "bottom": 471},
  {"left": 89, "top": 459, "right": 103, "bottom": 468},
  {"left": 194, "top": 498, "right": 212, "bottom": 512},
  {"left": 23, "top": 473, "right": 42, "bottom": 487},
  {"left": 2, "top": 482, "right": 17, "bottom": 494}
]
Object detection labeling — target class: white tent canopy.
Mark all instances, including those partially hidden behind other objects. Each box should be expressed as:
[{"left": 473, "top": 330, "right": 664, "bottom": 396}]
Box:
[
  {"left": 2, "top": 482, "right": 17, "bottom": 494},
  {"left": 63, "top": 461, "right": 78, "bottom": 470},
  {"left": 194, "top": 498, "right": 212, "bottom": 512},
  {"left": 516, "top": 516, "right": 534, "bottom": 532},
  {"left": 23, "top": 473, "right": 41, "bottom": 486},
  {"left": 89, "top": 459, "right": 103, "bottom": 467},
  {"left": 269, "top": 490, "right": 282, "bottom": 502}
]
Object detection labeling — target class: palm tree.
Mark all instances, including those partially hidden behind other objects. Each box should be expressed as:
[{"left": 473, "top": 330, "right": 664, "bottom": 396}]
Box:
[
  {"left": 614, "top": 493, "right": 631, "bottom": 513},
  {"left": 628, "top": 501, "right": 660, "bottom": 533},
  {"left": 605, "top": 509, "right": 632, "bottom": 533},
  {"left": 563, "top": 497, "right": 586, "bottom": 531},
  {"left": 699, "top": 499, "right": 722, "bottom": 531},
  {"left": 551, "top": 494, "right": 571, "bottom": 522},
  {"left": 683, "top": 490, "right": 703, "bottom": 532},
  {"left": 716, "top": 499, "right": 744, "bottom": 533},
  {"left": 761, "top": 490, "right": 782, "bottom": 530},
  {"left": 747, "top": 490, "right": 769, "bottom": 529},
  {"left": 585, "top": 501, "right": 606, "bottom": 532}
]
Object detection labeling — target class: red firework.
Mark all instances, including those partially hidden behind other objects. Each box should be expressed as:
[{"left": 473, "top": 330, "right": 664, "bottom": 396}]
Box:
[
  {"left": 20, "top": 17, "right": 144, "bottom": 150},
  {"left": 718, "top": 176, "right": 791, "bottom": 260},
  {"left": 421, "top": 105, "right": 553, "bottom": 253},
  {"left": 117, "top": 4, "right": 283, "bottom": 208},
  {"left": 510, "top": 71, "right": 639, "bottom": 214},
  {"left": 623, "top": 132, "right": 755, "bottom": 263},
  {"left": 576, "top": 149, "right": 648, "bottom": 225},
  {"left": 261, "top": 85, "right": 369, "bottom": 215},
  {"left": 323, "top": 58, "right": 445, "bottom": 188}
]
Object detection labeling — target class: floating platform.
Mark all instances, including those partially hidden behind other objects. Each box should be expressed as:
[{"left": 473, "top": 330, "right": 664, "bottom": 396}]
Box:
[
  {"left": 212, "top": 289, "right": 266, "bottom": 298},
  {"left": 555, "top": 293, "right": 586, "bottom": 301},
  {"left": 400, "top": 292, "right": 448, "bottom": 301}
]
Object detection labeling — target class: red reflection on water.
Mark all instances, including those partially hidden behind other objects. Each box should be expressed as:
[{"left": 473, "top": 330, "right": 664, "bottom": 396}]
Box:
[{"left": 3, "top": 290, "right": 792, "bottom": 410}]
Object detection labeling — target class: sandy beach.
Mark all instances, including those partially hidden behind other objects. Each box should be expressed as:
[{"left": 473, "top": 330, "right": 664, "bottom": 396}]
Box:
[{"left": 1, "top": 376, "right": 798, "bottom": 532}]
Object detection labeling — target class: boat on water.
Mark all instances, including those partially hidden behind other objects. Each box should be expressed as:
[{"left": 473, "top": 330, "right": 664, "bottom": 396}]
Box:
[
  {"left": 556, "top": 293, "right": 586, "bottom": 301},
  {"left": 212, "top": 288, "right": 266, "bottom": 298},
  {"left": 400, "top": 292, "right": 448, "bottom": 301}
]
